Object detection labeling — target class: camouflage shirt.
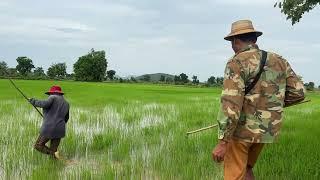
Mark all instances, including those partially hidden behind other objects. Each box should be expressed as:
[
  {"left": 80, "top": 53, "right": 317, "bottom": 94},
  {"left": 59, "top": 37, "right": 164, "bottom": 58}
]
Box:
[{"left": 217, "top": 44, "right": 305, "bottom": 143}]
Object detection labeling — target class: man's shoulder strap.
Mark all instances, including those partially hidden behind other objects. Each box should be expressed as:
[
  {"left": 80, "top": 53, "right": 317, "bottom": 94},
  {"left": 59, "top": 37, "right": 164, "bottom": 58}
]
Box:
[{"left": 245, "top": 50, "right": 267, "bottom": 95}]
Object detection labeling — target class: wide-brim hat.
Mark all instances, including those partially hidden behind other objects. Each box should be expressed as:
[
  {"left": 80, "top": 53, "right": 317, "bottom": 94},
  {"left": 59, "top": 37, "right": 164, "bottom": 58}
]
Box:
[
  {"left": 45, "top": 85, "right": 64, "bottom": 95},
  {"left": 224, "top": 20, "right": 262, "bottom": 41}
]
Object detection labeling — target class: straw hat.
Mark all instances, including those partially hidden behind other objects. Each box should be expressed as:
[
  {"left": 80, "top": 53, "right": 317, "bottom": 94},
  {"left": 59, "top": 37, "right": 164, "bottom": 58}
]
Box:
[
  {"left": 45, "top": 85, "right": 64, "bottom": 95},
  {"left": 224, "top": 20, "right": 262, "bottom": 41}
]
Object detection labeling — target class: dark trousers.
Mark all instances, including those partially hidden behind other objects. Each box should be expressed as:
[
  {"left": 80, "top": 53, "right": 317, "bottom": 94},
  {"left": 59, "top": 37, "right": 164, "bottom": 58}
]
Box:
[{"left": 34, "top": 135, "right": 61, "bottom": 156}]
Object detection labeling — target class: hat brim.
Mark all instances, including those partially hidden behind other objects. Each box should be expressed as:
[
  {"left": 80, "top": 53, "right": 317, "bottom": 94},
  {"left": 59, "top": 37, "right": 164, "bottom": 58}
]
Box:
[
  {"left": 45, "top": 91, "right": 64, "bottom": 95},
  {"left": 224, "top": 30, "right": 262, "bottom": 41}
]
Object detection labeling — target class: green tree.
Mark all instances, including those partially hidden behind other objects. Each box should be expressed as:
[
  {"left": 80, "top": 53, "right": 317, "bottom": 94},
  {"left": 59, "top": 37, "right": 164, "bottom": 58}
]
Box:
[
  {"left": 33, "top": 67, "right": 46, "bottom": 77},
  {"left": 174, "top": 75, "right": 180, "bottom": 83},
  {"left": 73, "top": 49, "right": 108, "bottom": 81},
  {"left": 166, "top": 77, "right": 173, "bottom": 83},
  {"left": 306, "top": 81, "right": 315, "bottom": 91},
  {"left": 107, "top": 70, "right": 116, "bottom": 80},
  {"left": 192, "top": 75, "right": 199, "bottom": 84},
  {"left": 179, "top": 73, "right": 189, "bottom": 83},
  {"left": 0, "top": 61, "right": 8, "bottom": 76},
  {"left": 216, "top": 77, "right": 224, "bottom": 86},
  {"left": 130, "top": 77, "right": 137, "bottom": 83},
  {"left": 207, "top": 76, "right": 216, "bottom": 85},
  {"left": 47, "top": 63, "right": 67, "bottom": 79},
  {"left": 160, "top": 75, "right": 166, "bottom": 82},
  {"left": 142, "top": 75, "right": 151, "bottom": 82},
  {"left": 16, "top": 57, "right": 34, "bottom": 76},
  {"left": 7, "top": 68, "right": 18, "bottom": 77},
  {"left": 275, "top": 0, "right": 320, "bottom": 25}
]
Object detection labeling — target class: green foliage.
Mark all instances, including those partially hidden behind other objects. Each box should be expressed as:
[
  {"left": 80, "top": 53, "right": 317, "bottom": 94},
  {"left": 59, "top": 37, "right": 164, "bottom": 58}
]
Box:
[
  {"left": 275, "top": 0, "right": 320, "bottom": 25},
  {"left": 192, "top": 75, "right": 199, "bottom": 84},
  {"left": 16, "top": 57, "right": 34, "bottom": 76},
  {"left": 33, "top": 67, "right": 46, "bottom": 77},
  {"left": 106, "top": 70, "right": 116, "bottom": 80},
  {"left": 165, "top": 77, "right": 173, "bottom": 83},
  {"left": 136, "top": 73, "right": 174, "bottom": 82},
  {"left": 216, "top": 77, "right": 224, "bottom": 86},
  {"left": 1, "top": 79, "right": 319, "bottom": 179},
  {"left": 142, "top": 74, "right": 151, "bottom": 82},
  {"left": 47, "top": 63, "right": 67, "bottom": 79},
  {"left": 0, "top": 61, "right": 8, "bottom": 76},
  {"left": 207, "top": 76, "right": 216, "bottom": 85},
  {"left": 73, "top": 49, "right": 108, "bottom": 82},
  {"left": 7, "top": 68, "right": 18, "bottom": 77},
  {"left": 179, "top": 73, "right": 189, "bottom": 83},
  {"left": 174, "top": 75, "right": 180, "bottom": 83},
  {"left": 207, "top": 76, "right": 223, "bottom": 87},
  {"left": 159, "top": 75, "right": 165, "bottom": 82},
  {"left": 305, "top": 81, "right": 315, "bottom": 91},
  {"left": 130, "top": 76, "right": 137, "bottom": 82}
]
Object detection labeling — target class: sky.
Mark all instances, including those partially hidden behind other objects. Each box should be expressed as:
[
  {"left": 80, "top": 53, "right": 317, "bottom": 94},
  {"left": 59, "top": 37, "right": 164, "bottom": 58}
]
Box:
[{"left": 0, "top": 0, "right": 319, "bottom": 85}]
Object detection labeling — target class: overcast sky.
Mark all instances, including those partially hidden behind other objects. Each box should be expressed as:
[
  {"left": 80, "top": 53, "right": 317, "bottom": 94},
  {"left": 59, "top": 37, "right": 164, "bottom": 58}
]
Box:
[{"left": 0, "top": 0, "right": 319, "bottom": 84}]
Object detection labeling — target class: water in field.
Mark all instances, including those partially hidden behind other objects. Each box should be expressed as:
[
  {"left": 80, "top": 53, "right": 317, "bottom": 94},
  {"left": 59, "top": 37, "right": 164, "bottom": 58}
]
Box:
[{"left": 0, "top": 80, "right": 319, "bottom": 179}]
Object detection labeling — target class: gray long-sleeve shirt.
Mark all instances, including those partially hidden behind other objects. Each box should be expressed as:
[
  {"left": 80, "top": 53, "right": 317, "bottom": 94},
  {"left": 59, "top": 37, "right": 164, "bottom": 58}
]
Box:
[{"left": 30, "top": 95, "right": 70, "bottom": 139}]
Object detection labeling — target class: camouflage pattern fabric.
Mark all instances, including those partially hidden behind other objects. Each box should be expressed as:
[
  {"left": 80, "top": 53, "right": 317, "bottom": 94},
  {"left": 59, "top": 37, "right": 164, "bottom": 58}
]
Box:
[{"left": 217, "top": 44, "right": 305, "bottom": 143}]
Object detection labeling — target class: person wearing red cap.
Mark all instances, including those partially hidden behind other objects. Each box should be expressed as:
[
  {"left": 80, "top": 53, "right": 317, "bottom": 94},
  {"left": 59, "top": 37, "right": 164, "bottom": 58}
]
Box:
[{"left": 29, "top": 85, "right": 70, "bottom": 159}]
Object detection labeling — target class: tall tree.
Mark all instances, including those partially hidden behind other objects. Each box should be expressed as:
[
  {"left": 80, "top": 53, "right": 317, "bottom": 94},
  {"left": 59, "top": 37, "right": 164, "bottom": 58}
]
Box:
[
  {"left": 179, "top": 73, "right": 189, "bottom": 83},
  {"left": 0, "top": 61, "right": 8, "bottom": 76},
  {"left": 47, "top": 63, "right": 67, "bottom": 79},
  {"left": 159, "top": 75, "right": 166, "bottom": 82},
  {"left": 174, "top": 75, "right": 180, "bottom": 83},
  {"left": 73, "top": 49, "right": 108, "bottom": 81},
  {"left": 16, "top": 57, "right": 34, "bottom": 76},
  {"left": 192, "top": 75, "right": 199, "bottom": 84},
  {"left": 216, "top": 77, "right": 224, "bottom": 86},
  {"left": 130, "top": 77, "right": 137, "bottom": 82},
  {"left": 275, "top": 0, "right": 320, "bottom": 25},
  {"left": 306, "top": 81, "right": 315, "bottom": 91},
  {"left": 142, "top": 75, "right": 151, "bottom": 82},
  {"left": 107, "top": 70, "right": 116, "bottom": 80},
  {"left": 207, "top": 76, "right": 216, "bottom": 85},
  {"left": 33, "top": 67, "right": 46, "bottom": 77}
]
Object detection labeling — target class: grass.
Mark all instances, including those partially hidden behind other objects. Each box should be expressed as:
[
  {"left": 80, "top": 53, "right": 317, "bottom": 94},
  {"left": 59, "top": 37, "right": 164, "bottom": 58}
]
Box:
[{"left": 0, "top": 79, "right": 319, "bottom": 179}]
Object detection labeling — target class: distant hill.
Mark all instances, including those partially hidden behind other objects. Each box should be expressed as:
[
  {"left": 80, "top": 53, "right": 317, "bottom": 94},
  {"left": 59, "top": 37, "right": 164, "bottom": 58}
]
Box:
[{"left": 136, "top": 73, "right": 175, "bottom": 82}]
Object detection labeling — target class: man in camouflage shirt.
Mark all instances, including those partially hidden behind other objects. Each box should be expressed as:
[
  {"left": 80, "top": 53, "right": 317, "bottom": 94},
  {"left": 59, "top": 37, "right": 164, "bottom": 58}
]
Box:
[{"left": 212, "top": 20, "right": 305, "bottom": 180}]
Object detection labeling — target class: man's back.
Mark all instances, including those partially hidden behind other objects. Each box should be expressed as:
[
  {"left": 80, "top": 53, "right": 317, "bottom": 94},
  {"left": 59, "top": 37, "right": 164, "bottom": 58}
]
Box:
[{"left": 218, "top": 44, "right": 305, "bottom": 143}]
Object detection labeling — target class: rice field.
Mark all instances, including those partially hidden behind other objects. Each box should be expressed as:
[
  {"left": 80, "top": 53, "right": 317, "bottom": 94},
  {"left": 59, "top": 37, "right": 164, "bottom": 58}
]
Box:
[{"left": 0, "top": 79, "right": 319, "bottom": 180}]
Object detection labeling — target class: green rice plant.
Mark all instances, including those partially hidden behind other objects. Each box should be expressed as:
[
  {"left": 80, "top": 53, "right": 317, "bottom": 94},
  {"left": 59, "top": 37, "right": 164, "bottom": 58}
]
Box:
[{"left": 0, "top": 79, "right": 319, "bottom": 179}]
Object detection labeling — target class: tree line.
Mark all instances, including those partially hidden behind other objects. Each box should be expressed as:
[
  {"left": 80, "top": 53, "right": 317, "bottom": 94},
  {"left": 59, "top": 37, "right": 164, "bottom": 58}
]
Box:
[
  {"left": 132, "top": 73, "right": 224, "bottom": 87},
  {"left": 1, "top": 48, "right": 318, "bottom": 89},
  {"left": 0, "top": 49, "right": 109, "bottom": 81},
  {"left": 0, "top": 48, "right": 225, "bottom": 87}
]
